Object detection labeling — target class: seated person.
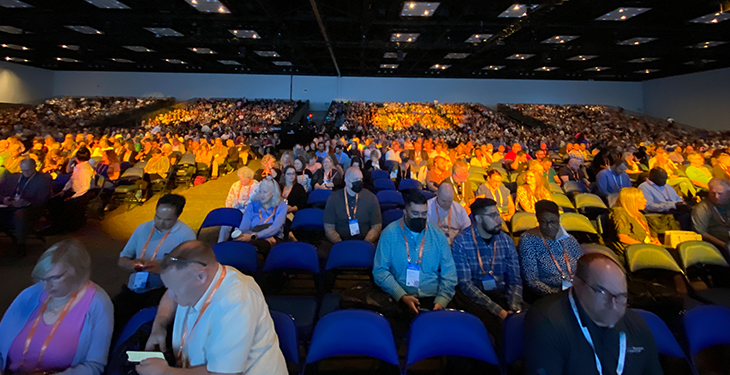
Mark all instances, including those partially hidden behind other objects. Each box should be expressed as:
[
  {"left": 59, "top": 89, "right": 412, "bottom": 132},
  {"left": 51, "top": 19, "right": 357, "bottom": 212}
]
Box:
[
  {"left": 372, "top": 190, "right": 457, "bottom": 337},
  {"left": 685, "top": 152, "right": 713, "bottom": 190},
  {"left": 114, "top": 194, "right": 196, "bottom": 333},
  {"left": 427, "top": 182, "right": 470, "bottom": 245},
  {"left": 0, "top": 158, "right": 52, "bottom": 257},
  {"left": 692, "top": 178, "right": 730, "bottom": 253},
  {"left": 137, "top": 148, "right": 170, "bottom": 202},
  {"left": 304, "top": 151, "right": 322, "bottom": 174},
  {"left": 334, "top": 145, "right": 351, "bottom": 169},
  {"left": 610, "top": 187, "right": 662, "bottom": 257},
  {"left": 524, "top": 253, "right": 661, "bottom": 375},
  {"left": 542, "top": 157, "right": 560, "bottom": 186},
  {"left": 233, "top": 179, "right": 287, "bottom": 256},
  {"left": 138, "top": 241, "right": 286, "bottom": 375},
  {"left": 194, "top": 142, "right": 213, "bottom": 174},
  {"left": 95, "top": 150, "right": 120, "bottom": 183},
  {"left": 516, "top": 170, "right": 552, "bottom": 213},
  {"left": 558, "top": 158, "right": 591, "bottom": 191},
  {"left": 311, "top": 154, "right": 342, "bottom": 191},
  {"left": 393, "top": 151, "right": 414, "bottom": 186},
  {"left": 451, "top": 198, "right": 523, "bottom": 338},
  {"left": 470, "top": 149, "right": 490, "bottom": 169},
  {"left": 476, "top": 170, "right": 515, "bottom": 222},
  {"left": 712, "top": 154, "right": 730, "bottom": 180},
  {"left": 47, "top": 147, "right": 95, "bottom": 232},
  {"left": 210, "top": 138, "right": 228, "bottom": 179},
  {"left": 595, "top": 158, "right": 631, "bottom": 199},
  {"left": 518, "top": 200, "right": 583, "bottom": 302},
  {"left": 0, "top": 240, "right": 113, "bottom": 375},
  {"left": 442, "top": 160, "right": 476, "bottom": 212},
  {"left": 280, "top": 165, "right": 308, "bottom": 214},
  {"left": 639, "top": 168, "right": 691, "bottom": 230},
  {"left": 425, "top": 156, "right": 451, "bottom": 192},
  {"left": 254, "top": 154, "right": 281, "bottom": 182},
  {"left": 651, "top": 149, "right": 696, "bottom": 199},
  {"left": 293, "top": 156, "right": 312, "bottom": 193},
  {"left": 225, "top": 167, "right": 259, "bottom": 211}
]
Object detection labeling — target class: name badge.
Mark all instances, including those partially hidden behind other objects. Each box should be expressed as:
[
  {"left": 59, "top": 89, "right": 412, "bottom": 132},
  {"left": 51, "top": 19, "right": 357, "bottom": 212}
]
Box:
[
  {"left": 562, "top": 279, "right": 573, "bottom": 290},
  {"left": 481, "top": 274, "right": 497, "bottom": 291},
  {"left": 349, "top": 219, "right": 360, "bottom": 236},
  {"left": 133, "top": 271, "right": 149, "bottom": 290},
  {"left": 406, "top": 264, "right": 420, "bottom": 287},
  {"left": 14, "top": 194, "right": 20, "bottom": 201},
  {"left": 390, "top": 170, "right": 398, "bottom": 179}
]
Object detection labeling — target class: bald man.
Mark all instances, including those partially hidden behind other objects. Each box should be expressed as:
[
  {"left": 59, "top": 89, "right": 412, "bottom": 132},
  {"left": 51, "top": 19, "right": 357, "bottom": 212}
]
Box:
[
  {"left": 427, "top": 182, "right": 470, "bottom": 245},
  {"left": 525, "top": 253, "right": 662, "bottom": 375}
]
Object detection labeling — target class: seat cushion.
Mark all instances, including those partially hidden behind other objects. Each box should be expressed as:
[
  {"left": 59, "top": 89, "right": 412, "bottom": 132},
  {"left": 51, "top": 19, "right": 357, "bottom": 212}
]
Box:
[{"left": 115, "top": 185, "right": 139, "bottom": 193}]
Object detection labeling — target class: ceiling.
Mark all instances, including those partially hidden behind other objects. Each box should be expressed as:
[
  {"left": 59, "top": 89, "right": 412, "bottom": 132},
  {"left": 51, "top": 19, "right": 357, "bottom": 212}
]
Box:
[{"left": 0, "top": 0, "right": 729, "bottom": 81}]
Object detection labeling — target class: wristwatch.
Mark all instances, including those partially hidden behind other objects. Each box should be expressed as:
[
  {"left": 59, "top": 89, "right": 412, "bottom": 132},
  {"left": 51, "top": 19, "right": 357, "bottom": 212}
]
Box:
[{"left": 251, "top": 234, "right": 258, "bottom": 241}]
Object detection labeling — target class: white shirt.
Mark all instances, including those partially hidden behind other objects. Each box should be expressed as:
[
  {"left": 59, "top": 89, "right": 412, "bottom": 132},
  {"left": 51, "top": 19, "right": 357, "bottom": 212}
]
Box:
[
  {"left": 426, "top": 197, "right": 470, "bottom": 245},
  {"left": 385, "top": 149, "right": 402, "bottom": 163},
  {"left": 172, "top": 265, "right": 287, "bottom": 375},
  {"left": 638, "top": 181, "right": 683, "bottom": 213},
  {"left": 64, "top": 161, "right": 95, "bottom": 198}
]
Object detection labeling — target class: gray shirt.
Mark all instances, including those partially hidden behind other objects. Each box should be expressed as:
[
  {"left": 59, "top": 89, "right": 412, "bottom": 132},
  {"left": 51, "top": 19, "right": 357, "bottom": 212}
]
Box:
[{"left": 692, "top": 200, "right": 730, "bottom": 244}]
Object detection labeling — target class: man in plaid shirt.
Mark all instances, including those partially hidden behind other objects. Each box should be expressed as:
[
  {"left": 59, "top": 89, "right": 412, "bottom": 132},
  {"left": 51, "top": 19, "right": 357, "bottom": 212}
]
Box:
[{"left": 451, "top": 198, "right": 523, "bottom": 338}]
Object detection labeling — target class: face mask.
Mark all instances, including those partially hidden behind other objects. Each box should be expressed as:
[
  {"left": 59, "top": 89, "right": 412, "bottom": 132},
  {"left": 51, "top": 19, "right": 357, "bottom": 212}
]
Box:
[
  {"left": 350, "top": 181, "right": 363, "bottom": 193},
  {"left": 408, "top": 217, "right": 427, "bottom": 233},
  {"left": 401, "top": 157, "right": 409, "bottom": 163}
]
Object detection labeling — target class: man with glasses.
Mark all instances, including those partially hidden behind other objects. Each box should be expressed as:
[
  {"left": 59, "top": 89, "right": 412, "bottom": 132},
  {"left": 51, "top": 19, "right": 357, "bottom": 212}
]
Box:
[
  {"left": 451, "top": 198, "right": 522, "bottom": 338},
  {"left": 139, "top": 240, "right": 287, "bottom": 375},
  {"left": 476, "top": 170, "right": 515, "bottom": 222},
  {"left": 525, "top": 252, "right": 662, "bottom": 375}
]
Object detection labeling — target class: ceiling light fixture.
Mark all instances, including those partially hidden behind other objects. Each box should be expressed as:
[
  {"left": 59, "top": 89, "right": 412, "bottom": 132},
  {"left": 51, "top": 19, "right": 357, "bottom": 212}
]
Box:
[
  {"left": 541, "top": 35, "right": 579, "bottom": 44},
  {"left": 616, "top": 37, "right": 657, "bottom": 45},
  {"left": 400, "top": 2, "right": 439, "bottom": 17},
  {"left": 0, "top": 0, "right": 32, "bottom": 8},
  {"left": 145, "top": 27, "right": 184, "bottom": 37},
  {"left": 184, "top": 0, "right": 230, "bottom": 13},
  {"left": 690, "top": 11, "right": 730, "bottom": 24},
  {"left": 499, "top": 4, "right": 538, "bottom": 18},
  {"left": 390, "top": 32, "right": 420, "bottom": 42},
  {"left": 596, "top": 7, "right": 650, "bottom": 21},
  {"left": 505, "top": 53, "right": 535, "bottom": 60},
  {"left": 83, "top": 0, "right": 129, "bottom": 9},
  {"left": 229, "top": 29, "right": 260, "bottom": 39},
  {"left": 465, "top": 34, "right": 493, "bottom": 43}
]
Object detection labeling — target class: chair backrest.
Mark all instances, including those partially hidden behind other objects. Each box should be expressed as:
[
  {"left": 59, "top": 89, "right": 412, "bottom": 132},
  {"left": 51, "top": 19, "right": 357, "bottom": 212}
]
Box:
[
  {"left": 305, "top": 309, "right": 399, "bottom": 366},
  {"left": 270, "top": 310, "right": 300, "bottom": 365},
  {"left": 213, "top": 241, "right": 258, "bottom": 274},
  {"left": 421, "top": 190, "right": 435, "bottom": 200},
  {"left": 626, "top": 244, "right": 684, "bottom": 273},
  {"left": 552, "top": 193, "right": 575, "bottom": 210},
  {"left": 115, "top": 307, "right": 158, "bottom": 350},
  {"left": 382, "top": 209, "right": 404, "bottom": 228},
  {"left": 307, "top": 189, "right": 332, "bottom": 206},
  {"left": 634, "top": 309, "right": 686, "bottom": 359},
  {"left": 384, "top": 160, "right": 398, "bottom": 172},
  {"left": 511, "top": 212, "right": 537, "bottom": 234},
  {"left": 291, "top": 208, "right": 325, "bottom": 230},
  {"left": 503, "top": 312, "right": 526, "bottom": 365},
  {"left": 581, "top": 243, "right": 620, "bottom": 264},
  {"left": 560, "top": 213, "right": 598, "bottom": 234},
  {"left": 469, "top": 166, "right": 487, "bottom": 175},
  {"left": 677, "top": 240, "right": 730, "bottom": 269},
  {"left": 468, "top": 173, "right": 485, "bottom": 185},
  {"left": 263, "top": 242, "right": 320, "bottom": 274},
  {"left": 563, "top": 181, "right": 588, "bottom": 194},
  {"left": 199, "top": 208, "right": 243, "bottom": 230},
  {"left": 325, "top": 240, "right": 376, "bottom": 270},
  {"left": 377, "top": 190, "right": 405, "bottom": 207},
  {"left": 373, "top": 178, "right": 396, "bottom": 191},
  {"left": 684, "top": 305, "right": 730, "bottom": 358},
  {"left": 548, "top": 183, "right": 563, "bottom": 195},
  {"left": 607, "top": 193, "right": 619, "bottom": 208},
  {"left": 398, "top": 178, "right": 421, "bottom": 191},
  {"left": 574, "top": 193, "right": 608, "bottom": 209},
  {"left": 406, "top": 310, "right": 499, "bottom": 367},
  {"left": 371, "top": 169, "right": 389, "bottom": 181}
]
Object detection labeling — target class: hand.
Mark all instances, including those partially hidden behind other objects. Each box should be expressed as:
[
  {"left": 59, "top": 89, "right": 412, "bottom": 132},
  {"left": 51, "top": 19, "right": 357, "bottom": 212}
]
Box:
[
  {"left": 498, "top": 310, "right": 509, "bottom": 320},
  {"left": 401, "top": 295, "right": 420, "bottom": 315},
  {"left": 2, "top": 197, "right": 11, "bottom": 205},
  {"left": 265, "top": 237, "right": 277, "bottom": 246},
  {"left": 144, "top": 260, "right": 161, "bottom": 274},
  {"left": 144, "top": 326, "right": 168, "bottom": 352},
  {"left": 235, "top": 233, "right": 252, "bottom": 242},
  {"left": 131, "top": 259, "right": 146, "bottom": 272},
  {"left": 136, "top": 358, "right": 170, "bottom": 375},
  {"left": 651, "top": 238, "right": 663, "bottom": 246},
  {"left": 433, "top": 303, "right": 444, "bottom": 311}
]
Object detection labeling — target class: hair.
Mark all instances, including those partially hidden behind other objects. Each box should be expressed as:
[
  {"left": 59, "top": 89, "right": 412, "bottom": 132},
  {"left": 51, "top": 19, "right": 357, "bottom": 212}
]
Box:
[
  {"left": 350, "top": 155, "right": 364, "bottom": 169},
  {"left": 470, "top": 198, "right": 497, "bottom": 216},
  {"left": 649, "top": 167, "right": 667, "bottom": 179},
  {"left": 32, "top": 239, "right": 91, "bottom": 285},
  {"left": 370, "top": 149, "right": 381, "bottom": 160},
  {"left": 708, "top": 178, "right": 730, "bottom": 191},
  {"left": 687, "top": 153, "right": 704, "bottom": 163},
  {"left": 280, "top": 151, "right": 293, "bottom": 166},
  {"left": 452, "top": 160, "right": 469, "bottom": 174},
  {"left": 160, "top": 240, "right": 217, "bottom": 273},
  {"left": 617, "top": 187, "right": 645, "bottom": 219},
  {"left": 104, "top": 149, "right": 119, "bottom": 164},
  {"left": 237, "top": 166, "right": 254, "bottom": 180},
  {"left": 255, "top": 178, "right": 283, "bottom": 207},
  {"left": 261, "top": 154, "right": 277, "bottom": 168},
  {"left": 535, "top": 200, "right": 560, "bottom": 217},
  {"left": 280, "top": 165, "right": 299, "bottom": 186},
  {"left": 404, "top": 189, "right": 428, "bottom": 206},
  {"left": 574, "top": 252, "right": 624, "bottom": 283},
  {"left": 486, "top": 169, "right": 502, "bottom": 179},
  {"left": 612, "top": 157, "right": 628, "bottom": 167},
  {"left": 322, "top": 153, "right": 338, "bottom": 168},
  {"left": 75, "top": 146, "right": 91, "bottom": 162},
  {"left": 157, "top": 194, "right": 186, "bottom": 216}
]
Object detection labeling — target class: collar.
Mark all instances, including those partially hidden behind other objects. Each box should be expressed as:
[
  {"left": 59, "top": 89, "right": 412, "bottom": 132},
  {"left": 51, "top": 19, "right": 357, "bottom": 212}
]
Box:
[{"left": 191, "top": 264, "right": 222, "bottom": 313}]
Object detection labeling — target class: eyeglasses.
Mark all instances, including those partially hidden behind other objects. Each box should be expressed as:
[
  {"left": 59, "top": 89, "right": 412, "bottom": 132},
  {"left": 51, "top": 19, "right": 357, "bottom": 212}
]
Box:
[
  {"left": 40, "top": 271, "right": 66, "bottom": 283},
  {"left": 166, "top": 255, "right": 208, "bottom": 267},
  {"left": 577, "top": 275, "right": 628, "bottom": 305}
]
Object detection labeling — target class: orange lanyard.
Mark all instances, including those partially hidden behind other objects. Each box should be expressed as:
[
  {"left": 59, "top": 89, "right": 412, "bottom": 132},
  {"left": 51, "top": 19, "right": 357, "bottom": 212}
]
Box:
[
  {"left": 471, "top": 226, "right": 497, "bottom": 275},
  {"left": 258, "top": 208, "right": 276, "bottom": 224},
  {"left": 489, "top": 187, "right": 504, "bottom": 211},
  {"left": 541, "top": 235, "right": 572, "bottom": 279},
  {"left": 178, "top": 266, "right": 227, "bottom": 366},
  {"left": 400, "top": 220, "right": 427, "bottom": 264},
  {"left": 344, "top": 190, "right": 358, "bottom": 220},
  {"left": 19, "top": 283, "right": 89, "bottom": 371},
  {"left": 435, "top": 204, "right": 452, "bottom": 236},
  {"left": 282, "top": 186, "right": 292, "bottom": 199},
  {"left": 237, "top": 183, "right": 252, "bottom": 202},
  {"left": 139, "top": 226, "right": 171, "bottom": 260},
  {"left": 648, "top": 181, "right": 670, "bottom": 200}
]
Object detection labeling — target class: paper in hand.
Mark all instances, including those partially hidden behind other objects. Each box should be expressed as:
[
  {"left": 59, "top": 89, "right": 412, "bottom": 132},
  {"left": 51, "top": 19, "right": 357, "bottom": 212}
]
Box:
[{"left": 127, "top": 351, "right": 165, "bottom": 362}]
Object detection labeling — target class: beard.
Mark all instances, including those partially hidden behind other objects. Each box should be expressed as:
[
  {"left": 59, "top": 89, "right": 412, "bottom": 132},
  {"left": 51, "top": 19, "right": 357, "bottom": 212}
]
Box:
[{"left": 484, "top": 223, "right": 503, "bottom": 235}]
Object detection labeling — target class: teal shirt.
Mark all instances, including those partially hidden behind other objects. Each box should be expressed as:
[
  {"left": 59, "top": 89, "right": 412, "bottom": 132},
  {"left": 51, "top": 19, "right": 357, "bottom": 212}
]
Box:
[{"left": 373, "top": 220, "right": 457, "bottom": 307}]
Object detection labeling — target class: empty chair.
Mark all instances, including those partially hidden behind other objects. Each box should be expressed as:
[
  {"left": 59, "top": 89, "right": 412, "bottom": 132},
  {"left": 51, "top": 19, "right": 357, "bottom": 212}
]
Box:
[
  {"left": 325, "top": 240, "right": 376, "bottom": 270},
  {"left": 307, "top": 189, "right": 332, "bottom": 208},
  {"left": 371, "top": 169, "right": 389, "bottom": 181},
  {"left": 377, "top": 190, "right": 405, "bottom": 211},
  {"left": 634, "top": 309, "right": 687, "bottom": 359},
  {"left": 373, "top": 178, "right": 396, "bottom": 192},
  {"left": 511, "top": 212, "right": 537, "bottom": 236},
  {"left": 626, "top": 244, "right": 684, "bottom": 274},
  {"left": 468, "top": 172, "right": 485, "bottom": 186},
  {"left": 382, "top": 209, "right": 403, "bottom": 228},
  {"left": 213, "top": 241, "right": 258, "bottom": 274},
  {"left": 115, "top": 307, "right": 158, "bottom": 350},
  {"left": 574, "top": 193, "right": 609, "bottom": 220},
  {"left": 678, "top": 240, "right": 729, "bottom": 270},
  {"left": 502, "top": 312, "right": 526, "bottom": 366},
  {"left": 560, "top": 212, "right": 600, "bottom": 243},
  {"left": 398, "top": 178, "right": 421, "bottom": 191},
  {"left": 684, "top": 305, "right": 730, "bottom": 371},
  {"left": 197, "top": 208, "right": 243, "bottom": 237},
  {"left": 548, "top": 183, "right": 563, "bottom": 195},
  {"left": 469, "top": 166, "right": 487, "bottom": 176},
  {"left": 291, "top": 208, "right": 325, "bottom": 244},
  {"left": 270, "top": 310, "right": 300, "bottom": 367},
  {"left": 552, "top": 193, "right": 575, "bottom": 212}
]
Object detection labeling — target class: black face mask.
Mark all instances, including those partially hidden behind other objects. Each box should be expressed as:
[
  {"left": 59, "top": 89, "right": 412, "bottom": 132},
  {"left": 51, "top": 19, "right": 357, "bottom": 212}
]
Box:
[
  {"left": 401, "top": 157, "right": 410, "bottom": 163},
  {"left": 350, "top": 181, "right": 363, "bottom": 193},
  {"left": 407, "top": 216, "right": 427, "bottom": 233}
]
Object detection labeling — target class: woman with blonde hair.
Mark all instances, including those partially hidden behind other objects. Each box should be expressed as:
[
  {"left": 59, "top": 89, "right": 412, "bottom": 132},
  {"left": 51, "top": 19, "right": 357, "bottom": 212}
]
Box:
[
  {"left": 516, "top": 170, "right": 552, "bottom": 213},
  {"left": 610, "top": 187, "right": 662, "bottom": 255},
  {"left": 233, "top": 178, "right": 287, "bottom": 256},
  {"left": 0, "top": 239, "right": 113, "bottom": 375},
  {"left": 255, "top": 154, "right": 280, "bottom": 181}
]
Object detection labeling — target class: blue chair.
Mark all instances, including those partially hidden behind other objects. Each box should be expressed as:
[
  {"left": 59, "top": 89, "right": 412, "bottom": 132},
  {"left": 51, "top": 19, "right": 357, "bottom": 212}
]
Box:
[
  {"left": 307, "top": 189, "right": 332, "bottom": 208},
  {"left": 213, "top": 241, "right": 257, "bottom": 274},
  {"left": 291, "top": 208, "right": 324, "bottom": 231},
  {"left": 398, "top": 178, "right": 421, "bottom": 191},
  {"left": 382, "top": 209, "right": 403, "bottom": 228},
  {"left": 115, "top": 307, "right": 158, "bottom": 350},
  {"left": 325, "top": 240, "right": 376, "bottom": 270},
  {"left": 406, "top": 310, "right": 500, "bottom": 373},
  {"left": 263, "top": 242, "right": 320, "bottom": 274},
  {"left": 197, "top": 208, "right": 243, "bottom": 237},
  {"left": 634, "top": 309, "right": 687, "bottom": 359},
  {"left": 503, "top": 312, "right": 526, "bottom": 366},
  {"left": 270, "top": 310, "right": 299, "bottom": 366},
  {"left": 377, "top": 190, "right": 405, "bottom": 211},
  {"left": 305, "top": 310, "right": 399, "bottom": 370},
  {"left": 421, "top": 190, "right": 435, "bottom": 200},
  {"left": 684, "top": 305, "right": 730, "bottom": 366},
  {"left": 374, "top": 178, "right": 396, "bottom": 192},
  {"left": 371, "top": 169, "right": 389, "bottom": 181}
]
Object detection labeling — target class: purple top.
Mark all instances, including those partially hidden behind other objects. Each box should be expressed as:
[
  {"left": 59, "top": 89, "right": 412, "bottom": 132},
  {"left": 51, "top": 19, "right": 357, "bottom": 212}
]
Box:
[{"left": 7, "top": 285, "right": 96, "bottom": 374}]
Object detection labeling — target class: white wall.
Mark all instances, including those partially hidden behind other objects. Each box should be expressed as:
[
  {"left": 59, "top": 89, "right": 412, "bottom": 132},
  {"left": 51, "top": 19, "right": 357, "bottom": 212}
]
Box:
[
  {"left": 0, "top": 61, "right": 54, "bottom": 104},
  {"left": 643, "top": 68, "right": 730, "bottom": 132}
]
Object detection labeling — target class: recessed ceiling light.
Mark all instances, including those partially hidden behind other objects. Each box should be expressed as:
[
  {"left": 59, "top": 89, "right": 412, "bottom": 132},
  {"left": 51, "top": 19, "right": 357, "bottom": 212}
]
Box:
[
  {"left": 229, "top": 29, "right": 261, "bottom": 39},
  {"left": 499, "top": 4, "right": 538, "bottom": 18},
  {"left": 635, "top": 69, "right": 659, "bottom": 74},
  {"left": 109, "top": 58, "right": 134, "bottom": 63},
  {"left": 218, "top": 60, "right": 242, "bottom": 65},
  {"left": 585, "top": 67, "right": 611, "bottom": 72},
  {"left": 535, "top": 66, "right": 559, "bottom": 72},
  {"left": 690, "top": 12, "right": 730, "bottom": 24},
  {"left": 383, "top": 52, "right": 407, "bottom": 59},
  {"left": 444, "top": 53, "right": 470, "bottom": 59},
  {"left": 65, "top": 25, "right": 104, "bottom": 35},
  {"left": 628, "top": 57, "right": 659, "bottom": 63},
  {"left": 684, "top": 59, "right": 716, "bottom": 65},
  {"left": 189, "top": 47, "right": 217, "bottom": 54},
  {"left": 380, "top": 64, "right": 399, "bottom": 69},
  {"left": 83, "top": 0, "right": 129, "bottom": 9},
  {"left": 596, "top": 7, "right": 651, "bottom": 21},
  {"left": 56, "top": 57, "right": 81, "bottom": 63},
  {"left": 400, "top": 2, "right": 440, "bottom": 17},
  {"left": 145, "top": 27, "right": 184, "bottom": 37},
  {"left": 184, "top": 0, "right": 230, "bottom": 14},
  {"left": 482, "top": 65, "right": 505, "bottom": 70},
  {"left": 272, "top": 61, "right": 293, "bottom": 66},
  {"left": 687, "top": 41, "right": 727, "bottom": 48},
  {"left": 390, "top": 33, "right": 419, "bottom": 42},
  {"left": 1, "top": 44, "right": 30, "bottom": 51},
  {"left": 465, "top": 34, "right": 493, "bottom": 43},
  {"left": 567, "top": 55, "right": 598, "bottom": 61},
  {"left": 616, "top": 37, "right": 657, "bottom": 45},
  {"left": 541, "top": 35, "right": 579, "bottom": 44},
  {"left": 164, "top": 58, "right": 187, "bottom": 64},
  {"left": 0, "top": 25, "right": 23, "bottom": 34},
  {"left": 505, "top": 53, "right": 535, "bottom": 60},
  {"left": 0, "top": 0, "right": 32, "bottom": 8},
  {"left": 254, "top": 50, "right": 280, "bottom": 57},
  {"left": 59, "top": 44, "right": 81, "bottom": 51},
  {"left": 4, "top": 56, "right": 30, "bottom": 62},
  {"left": 124, "top": 46, "right": 155, "bottom": 52},
  {"left": 429, "top": 64, "right": 450, "bottom": 70}
]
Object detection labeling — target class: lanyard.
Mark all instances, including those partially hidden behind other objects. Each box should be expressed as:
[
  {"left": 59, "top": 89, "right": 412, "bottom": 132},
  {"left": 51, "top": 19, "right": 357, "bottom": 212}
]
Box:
[
  {"left": 178, "top": 266, "right": 227, "bottom": 367},
  {"left": 139, "top": 226, "right": 171, "bottom": 260},
  {"left": 15, "top": 173, "right": 36, "bottom": 197},
  {"left": 400, "top": 220, "right": 427, "bottom": 264},
  {"left": 237, "top": 182, "right": 252, "bottom": 202},
  {"left": 258, "top": 207, "right": 276, "bottom": 224},
  {"left": 630, "top": 214, "right": 652, "bottom": 236},
  {"left": 344, "top": 190, "right": 359, "bottom": 220},
  {"left": 712, "top": 206, "right": 730, "bottom": 226},
  {"left": 19, "top": 283, "right": 90, "bottom": 371},
  {"left": 471, "top": 226, "right": 497, "bottom": 275},
  {"left": 568, "top": 291, "right": 626, "bottom": 375},
  {"left": 541, "top": 235, "right": 572, "bottom": 280},
  {"left": 647, "top": 181, "right": 670, "bottom": 201},
  {"left": 435, "top": 204, "right": 452, "bottom": 237},
  {"left": 489, "top": 186, "right": 504, "bottom": 211},
  {"left": 282, "top": 186, "right": 292, "bottom": 199},
  {"left": 450, "top": 177, "right": 465, "bottom": 201}
]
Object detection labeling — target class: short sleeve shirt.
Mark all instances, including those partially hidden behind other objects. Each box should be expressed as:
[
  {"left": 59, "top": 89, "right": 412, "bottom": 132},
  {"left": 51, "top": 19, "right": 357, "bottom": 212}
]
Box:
[{"left": 323, "top": 188, "right": 382, "bottom": 240}]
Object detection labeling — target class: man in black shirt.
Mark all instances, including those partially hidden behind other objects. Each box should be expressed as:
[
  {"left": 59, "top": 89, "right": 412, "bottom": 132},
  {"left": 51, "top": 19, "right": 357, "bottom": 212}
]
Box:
[{"left": 525, "top": 252, "right": 662, "bottom": 375}]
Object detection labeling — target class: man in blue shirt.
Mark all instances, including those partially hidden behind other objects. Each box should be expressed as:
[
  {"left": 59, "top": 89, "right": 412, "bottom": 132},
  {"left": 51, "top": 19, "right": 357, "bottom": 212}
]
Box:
[
  {"left": 595, "top": 158, "right": 631, "bottom": 199},
  {"left": 451, "top": 198, "right": 523, "bottom": 338},
  {"left": 334, "top": 145, "right": 351, "bottom": 169}
]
